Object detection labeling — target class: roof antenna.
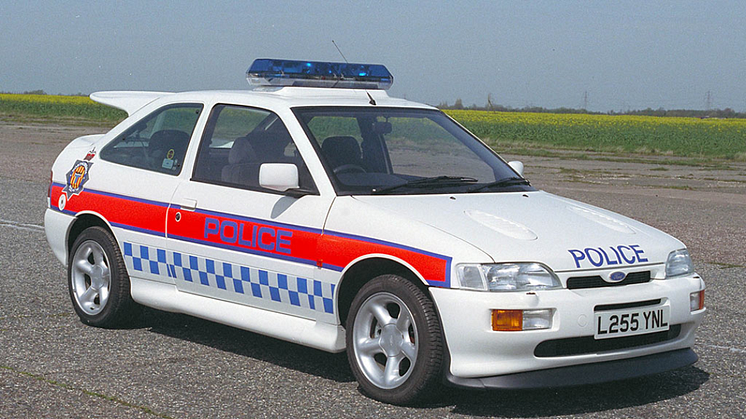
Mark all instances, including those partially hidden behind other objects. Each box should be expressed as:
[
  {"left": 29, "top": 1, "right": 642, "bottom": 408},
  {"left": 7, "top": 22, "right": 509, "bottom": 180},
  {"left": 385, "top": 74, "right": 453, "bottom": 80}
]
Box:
[
  {"left": 332, "top": 40, "right": 376, "bottom": 105},
  {"left": 332, "top": 40, "right": 349, "bottom": 64}
]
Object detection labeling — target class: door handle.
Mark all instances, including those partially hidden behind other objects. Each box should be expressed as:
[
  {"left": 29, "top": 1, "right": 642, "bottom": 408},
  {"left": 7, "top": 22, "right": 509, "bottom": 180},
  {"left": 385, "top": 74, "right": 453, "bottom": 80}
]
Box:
[{"left": 178, "top": 198, "right": 197, "bottom": 212}]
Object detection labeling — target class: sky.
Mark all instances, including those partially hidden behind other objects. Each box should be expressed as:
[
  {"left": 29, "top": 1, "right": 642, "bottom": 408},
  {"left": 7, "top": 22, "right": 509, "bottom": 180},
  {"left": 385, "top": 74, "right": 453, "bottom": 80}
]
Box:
[{"left": 2, "top": 1, "right": 745, "bottom": 112}]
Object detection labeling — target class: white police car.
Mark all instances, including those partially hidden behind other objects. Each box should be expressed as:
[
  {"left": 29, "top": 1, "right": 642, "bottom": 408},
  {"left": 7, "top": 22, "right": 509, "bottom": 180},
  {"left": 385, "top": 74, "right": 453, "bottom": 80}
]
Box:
[{"left": 45, "top": 59, "right": 706, "bottom": 404}]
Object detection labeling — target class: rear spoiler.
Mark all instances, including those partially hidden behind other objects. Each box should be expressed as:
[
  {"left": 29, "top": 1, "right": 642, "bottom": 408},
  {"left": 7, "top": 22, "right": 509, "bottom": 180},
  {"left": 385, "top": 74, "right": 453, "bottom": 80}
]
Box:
[{"left": 90, "top": 91, "right": 173, "bottom": 116}]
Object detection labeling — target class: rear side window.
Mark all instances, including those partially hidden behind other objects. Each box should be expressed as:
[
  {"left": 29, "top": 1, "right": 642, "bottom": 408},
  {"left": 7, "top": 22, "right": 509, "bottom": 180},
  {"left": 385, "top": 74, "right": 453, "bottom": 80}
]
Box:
[
  {"left": 100, "top": 104, "right": 203, "bottom": 175},
  {"left": 192, "top": 104, "right": 315, "bottom": 192}
]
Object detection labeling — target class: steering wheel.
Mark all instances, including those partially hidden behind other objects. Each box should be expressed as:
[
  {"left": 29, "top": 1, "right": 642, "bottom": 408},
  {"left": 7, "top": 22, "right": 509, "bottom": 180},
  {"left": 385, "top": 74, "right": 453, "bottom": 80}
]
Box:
[{"left": 333, "top": 164, "right": 367, "bottom": 174}]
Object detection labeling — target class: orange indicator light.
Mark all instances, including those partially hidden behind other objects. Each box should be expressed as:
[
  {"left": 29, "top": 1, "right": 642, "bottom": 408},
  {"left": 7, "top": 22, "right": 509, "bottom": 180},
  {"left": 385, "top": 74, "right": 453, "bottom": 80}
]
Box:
[{"left": 492, "top": 309, "right": 523, "bottom": 331}]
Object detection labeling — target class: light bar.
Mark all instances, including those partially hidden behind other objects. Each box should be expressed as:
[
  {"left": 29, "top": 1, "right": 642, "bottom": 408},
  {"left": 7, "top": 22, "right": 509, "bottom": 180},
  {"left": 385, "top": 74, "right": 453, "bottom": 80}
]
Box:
[{"left": 246, "top": 59, "right": 393, "bottom": 90}]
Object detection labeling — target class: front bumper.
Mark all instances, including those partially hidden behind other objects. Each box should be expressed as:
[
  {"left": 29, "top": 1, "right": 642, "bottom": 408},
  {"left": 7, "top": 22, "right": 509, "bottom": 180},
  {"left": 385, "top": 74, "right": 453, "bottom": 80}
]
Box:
[
  {"left": 445, "top": 348, "right": 697, "bottom": 389},
  {"left": 430, "top": 274, "right": 705, "bottom": 385}
]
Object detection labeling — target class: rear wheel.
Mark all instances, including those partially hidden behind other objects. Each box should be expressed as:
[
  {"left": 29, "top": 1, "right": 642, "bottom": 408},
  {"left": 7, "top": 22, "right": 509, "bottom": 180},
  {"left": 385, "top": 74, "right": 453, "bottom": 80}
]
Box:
[
  {"left": 68, "top": 226, "right": 138, "bottom": 327},
  {"left": 346, "top": 274, "right": 443, "bottom": 405}
]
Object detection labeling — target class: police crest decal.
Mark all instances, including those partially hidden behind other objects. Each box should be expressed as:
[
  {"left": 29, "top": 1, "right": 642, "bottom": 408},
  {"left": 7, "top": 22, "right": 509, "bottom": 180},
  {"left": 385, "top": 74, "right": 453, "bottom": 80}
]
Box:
[{"left": 62, "top": 159, "right": 93, "bottom": 199}]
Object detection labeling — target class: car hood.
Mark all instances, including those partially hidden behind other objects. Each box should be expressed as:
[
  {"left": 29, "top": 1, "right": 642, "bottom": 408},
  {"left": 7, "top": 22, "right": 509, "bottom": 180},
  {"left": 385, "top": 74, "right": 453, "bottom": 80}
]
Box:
[{"left": 352, "top": 191, "right": 683, "bottom": 273}]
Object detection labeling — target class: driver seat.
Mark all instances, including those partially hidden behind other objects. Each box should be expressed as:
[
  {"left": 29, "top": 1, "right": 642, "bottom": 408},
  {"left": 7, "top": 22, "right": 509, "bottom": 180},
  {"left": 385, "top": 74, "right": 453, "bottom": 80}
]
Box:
[{"left": 321, "top": 136, "right": 363, "bottom": 171}]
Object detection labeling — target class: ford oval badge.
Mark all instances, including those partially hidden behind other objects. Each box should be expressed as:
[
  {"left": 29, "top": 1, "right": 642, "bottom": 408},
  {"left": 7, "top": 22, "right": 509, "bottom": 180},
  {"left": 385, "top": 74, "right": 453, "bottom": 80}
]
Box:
[{"left": 607, "top": 271, "right": 627, "bottom": 283}]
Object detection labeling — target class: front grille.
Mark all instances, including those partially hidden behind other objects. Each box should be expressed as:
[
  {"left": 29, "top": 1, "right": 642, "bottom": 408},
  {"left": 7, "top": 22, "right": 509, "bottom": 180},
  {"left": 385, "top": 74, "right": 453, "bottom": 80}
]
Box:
[
  {"left": 566, "top": 270, "right": 651, "bottom": 290},
  {"left": 534, "top": 324, "right": 681, "bottom": 357}
]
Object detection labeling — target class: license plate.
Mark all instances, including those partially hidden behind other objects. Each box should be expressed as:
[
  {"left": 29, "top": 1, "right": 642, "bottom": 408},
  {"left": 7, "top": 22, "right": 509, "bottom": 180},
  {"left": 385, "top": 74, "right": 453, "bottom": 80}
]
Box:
[{"left": 594, "top": 305, "right": 670, "bottom": 340}]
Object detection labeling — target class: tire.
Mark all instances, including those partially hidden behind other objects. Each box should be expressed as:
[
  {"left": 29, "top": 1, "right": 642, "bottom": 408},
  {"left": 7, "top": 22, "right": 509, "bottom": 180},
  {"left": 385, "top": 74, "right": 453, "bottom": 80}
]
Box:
[
  {"left": 346, "top": 274, "right": 443, "bottom": 405},
  {"left": 68, "top": 226, "right": 138, "bottom": 327}
]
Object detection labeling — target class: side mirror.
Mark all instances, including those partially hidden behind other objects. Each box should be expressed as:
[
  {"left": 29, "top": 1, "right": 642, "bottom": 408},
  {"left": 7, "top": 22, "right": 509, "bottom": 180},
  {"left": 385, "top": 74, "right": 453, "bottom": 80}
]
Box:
[
  {"left": 508, "top": 160, "right": 524, "bottom": 177},
  {"left": 259, "top": 163, "right": 299, "bottom": 192}
]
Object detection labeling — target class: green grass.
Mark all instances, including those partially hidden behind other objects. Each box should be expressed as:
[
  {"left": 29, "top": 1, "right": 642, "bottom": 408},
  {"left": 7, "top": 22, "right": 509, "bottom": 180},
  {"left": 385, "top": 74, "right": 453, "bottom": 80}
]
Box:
[{"left": 0, "top": 93, "right": 126, "bottom": 125}]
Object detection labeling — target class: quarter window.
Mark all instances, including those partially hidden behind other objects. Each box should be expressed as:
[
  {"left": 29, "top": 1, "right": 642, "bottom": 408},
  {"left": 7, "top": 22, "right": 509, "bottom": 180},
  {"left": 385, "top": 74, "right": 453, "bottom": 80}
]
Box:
[{"left": 100, "top": 104, "right": 203, "bottom": 175}]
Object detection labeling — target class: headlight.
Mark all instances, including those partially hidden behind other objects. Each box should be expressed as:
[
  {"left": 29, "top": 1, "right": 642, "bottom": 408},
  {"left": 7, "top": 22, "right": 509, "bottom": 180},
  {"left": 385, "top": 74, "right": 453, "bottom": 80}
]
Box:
[
  {"left": 456, "top": 263, "right": 562, "bottom": 292},
  {"left": 665, "top": 249, "right": 694, "bottom": 278}
]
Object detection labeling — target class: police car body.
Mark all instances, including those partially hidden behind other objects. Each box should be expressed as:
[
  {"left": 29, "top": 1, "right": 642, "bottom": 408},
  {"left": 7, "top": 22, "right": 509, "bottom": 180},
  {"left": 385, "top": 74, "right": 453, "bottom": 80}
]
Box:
[{"left": 45, "top": 60, "right": 705, "bottom": 404}]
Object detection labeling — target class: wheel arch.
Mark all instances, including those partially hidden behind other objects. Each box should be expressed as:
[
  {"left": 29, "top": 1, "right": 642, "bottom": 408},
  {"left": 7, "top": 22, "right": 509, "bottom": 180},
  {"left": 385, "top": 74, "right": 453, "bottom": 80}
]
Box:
[
  {"left": 336, "top": 255, "right": 431, "bottom": 326},
  {"left": 67, "top": 212, "right": 115, "bottom": 258}
]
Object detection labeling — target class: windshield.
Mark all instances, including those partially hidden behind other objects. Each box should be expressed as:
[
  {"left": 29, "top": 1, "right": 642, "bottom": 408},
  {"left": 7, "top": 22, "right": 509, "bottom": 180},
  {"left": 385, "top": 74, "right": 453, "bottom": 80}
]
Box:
[{"left": 293, "top": 107, "right": 534, "bottom": 195}]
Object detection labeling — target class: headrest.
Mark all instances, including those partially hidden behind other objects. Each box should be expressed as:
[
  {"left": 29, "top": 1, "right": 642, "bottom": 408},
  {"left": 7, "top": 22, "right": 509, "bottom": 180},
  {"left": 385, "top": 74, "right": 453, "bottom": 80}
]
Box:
[
  {"left": 321, "top": 136, "right": 361, "bottom": 166},
  {"left": 228, "top": 137, "right": 257, "bottom": 164},
  {"left": 149, "top": 130, "right": 189, "bottom": 150},
  {"left": 246, "top": 131, "right": 290, "bottom": 159}
]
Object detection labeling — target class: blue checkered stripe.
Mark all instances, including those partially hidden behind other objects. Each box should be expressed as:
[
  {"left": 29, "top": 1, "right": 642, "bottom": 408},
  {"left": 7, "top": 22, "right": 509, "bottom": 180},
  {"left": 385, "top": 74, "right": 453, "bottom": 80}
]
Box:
[
  {"left": 123, "top": 242, "right": 335, "bottom": 314},
  {"left": 123, "top": 242, "right": 175, "bottom": 278}
]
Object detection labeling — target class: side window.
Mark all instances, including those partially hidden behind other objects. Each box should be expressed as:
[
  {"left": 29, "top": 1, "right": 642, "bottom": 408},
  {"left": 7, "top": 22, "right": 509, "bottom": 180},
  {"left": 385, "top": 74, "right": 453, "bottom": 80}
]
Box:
[
  {"left": 100, "top": 104, "right": 203, "bottom": 175},
  {"left": 193, "top": 104, "right": 314, "bottom": 192}
]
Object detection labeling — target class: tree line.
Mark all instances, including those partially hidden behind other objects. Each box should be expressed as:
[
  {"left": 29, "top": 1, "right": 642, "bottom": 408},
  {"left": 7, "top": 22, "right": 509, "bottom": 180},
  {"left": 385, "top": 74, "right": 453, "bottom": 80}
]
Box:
[{"left": 438, "top": 98, "right": 746, "bottom": 119}]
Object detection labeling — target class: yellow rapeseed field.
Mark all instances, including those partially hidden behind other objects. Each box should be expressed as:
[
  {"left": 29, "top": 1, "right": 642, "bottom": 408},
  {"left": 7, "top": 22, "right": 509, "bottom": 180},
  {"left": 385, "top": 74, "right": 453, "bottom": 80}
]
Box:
[
  {"left": 0, "top": 93, "right": 93, "bottom": 105},
  {"left": 445, "top": 109, "right": 746, "bottom": 159},
  {"left": 0, "top": 93, "right": 126, "bottom": 123}
]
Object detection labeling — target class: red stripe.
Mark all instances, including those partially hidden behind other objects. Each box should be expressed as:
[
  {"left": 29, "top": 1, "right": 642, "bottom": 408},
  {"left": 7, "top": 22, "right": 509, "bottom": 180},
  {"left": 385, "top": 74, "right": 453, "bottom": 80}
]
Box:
[
  {"left": 51, "top": 185, "right": 166, "bottom": 235},
  {"left": 317, "top": 234, "right": 448, "bottom": 284}
]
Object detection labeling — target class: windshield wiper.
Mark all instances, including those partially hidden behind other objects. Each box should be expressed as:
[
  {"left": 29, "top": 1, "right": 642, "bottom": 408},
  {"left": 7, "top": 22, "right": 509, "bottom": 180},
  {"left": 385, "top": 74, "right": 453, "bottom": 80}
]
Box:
[
  {"left": 372, "top": 176, "right": 478, "bottom": 194},
  {"left": 467, "top": 176, "right": 530, "bottom": 192}
]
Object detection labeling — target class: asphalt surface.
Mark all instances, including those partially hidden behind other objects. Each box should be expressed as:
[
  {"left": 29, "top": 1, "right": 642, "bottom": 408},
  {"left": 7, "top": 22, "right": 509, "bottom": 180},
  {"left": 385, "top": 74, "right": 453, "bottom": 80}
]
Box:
[{"left": 1, "top": 123, "right": 745, "bottom": 418}]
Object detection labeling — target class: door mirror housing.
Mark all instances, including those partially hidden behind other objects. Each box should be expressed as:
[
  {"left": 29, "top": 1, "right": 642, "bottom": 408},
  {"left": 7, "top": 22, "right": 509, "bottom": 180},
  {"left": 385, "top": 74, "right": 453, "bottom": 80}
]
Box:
[
  {"left": 259, "top": 163, "right": 299, "bottom": 192},
  {"left": 508, "top": 160, "right": 524, "bottom": 177}
]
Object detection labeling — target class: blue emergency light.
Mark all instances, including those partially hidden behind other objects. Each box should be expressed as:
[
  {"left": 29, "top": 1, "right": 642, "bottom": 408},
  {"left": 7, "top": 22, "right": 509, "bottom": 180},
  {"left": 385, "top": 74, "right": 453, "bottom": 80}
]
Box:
[{"left": 246, "top": 59, "right": 393, "bottom": 90}]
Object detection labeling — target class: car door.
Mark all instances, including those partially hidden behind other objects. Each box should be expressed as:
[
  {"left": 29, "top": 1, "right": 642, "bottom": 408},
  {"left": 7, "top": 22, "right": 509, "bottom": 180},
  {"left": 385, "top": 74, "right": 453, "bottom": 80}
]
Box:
[
  {"left": 93, "top": 103, "right": 204, "bottom": 285},
  {"left": 165, "top": 104, "right": 336, "bottom": 322}
]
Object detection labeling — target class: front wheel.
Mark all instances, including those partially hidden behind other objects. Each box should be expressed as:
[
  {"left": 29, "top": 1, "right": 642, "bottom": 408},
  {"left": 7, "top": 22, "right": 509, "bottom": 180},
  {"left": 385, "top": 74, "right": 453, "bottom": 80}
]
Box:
[
  {"left": 68, "top": 226, "right": 138, "bottom": 327},
  {"left": 346, "top": 275, "right": 443, "bottom": 405}
]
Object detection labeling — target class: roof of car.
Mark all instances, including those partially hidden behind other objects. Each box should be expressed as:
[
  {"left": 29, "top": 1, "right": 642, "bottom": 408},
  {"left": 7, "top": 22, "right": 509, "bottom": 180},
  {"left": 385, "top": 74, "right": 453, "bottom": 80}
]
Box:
[{"left": 91, "top": 87, "right": 435, "bottom": 116}]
